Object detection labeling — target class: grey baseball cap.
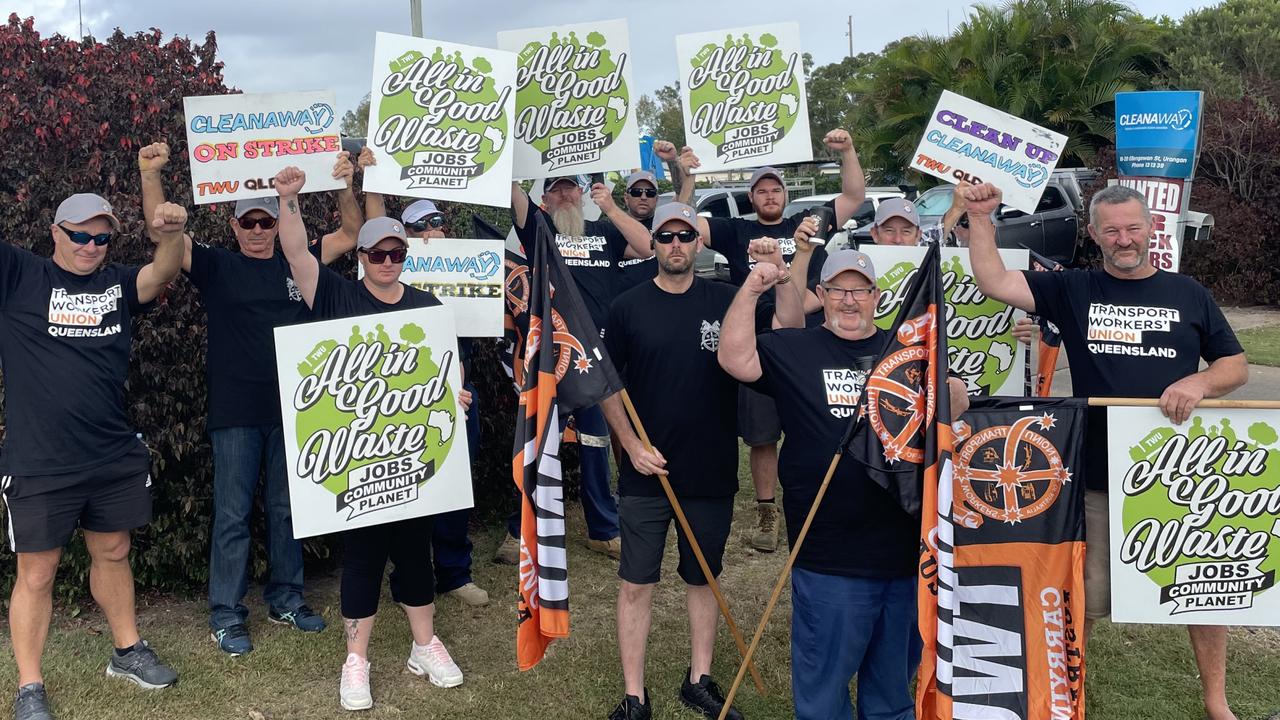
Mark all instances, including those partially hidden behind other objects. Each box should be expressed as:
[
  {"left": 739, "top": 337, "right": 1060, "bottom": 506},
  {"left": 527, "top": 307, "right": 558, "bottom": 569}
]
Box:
[
  {"left": 234, "top": 196, "right": 280, "bottom": 219},
  {"left": 546, "top": 175, "right": 587, "bottom": 191},
  {"left": 625, "top": 171, "right": 657, "bottom": 190},
  {"left": 748, "top": 166, "right": 784, "bottom": 190},
  {"left": 54, "top": 193, "right": 120, "bottom": 231},
  {"left": 820, "top": 249, "right": 877, "bottom": 284},
  {"left": 873, "top": 198, "right": 921, "bottom": 228},
  {"left": 401, "top": 199, "right": 441, "bottom": 224},
  {"left": 357, "top": 216, "right": 409, "bottom": 250},
  {"left": 651, "top": 202, "right": 698, "bottom": 233}
]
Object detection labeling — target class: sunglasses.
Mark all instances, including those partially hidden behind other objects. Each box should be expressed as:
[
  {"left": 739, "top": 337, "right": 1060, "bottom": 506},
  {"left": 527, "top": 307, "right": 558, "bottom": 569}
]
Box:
[
  {"left": 237, "top": 216, "right": 278, "bottom": 230},
  {"left": 822, "top": 285, "right": 876, "bottom": 301},
  {"left": 360, "top": 246, "right": 408, "bottom": 264},
  {"left": 653, "top": 229, "right": 698, "bottom": 244},
  {"left": 58, "top": 223, "right": 113, "bottom": 246},
  {"left": 627, "top": 188, "right": 658, "bottom": 198},
  {"left": 406, "top": 215, "right": 445, "bottom": 232}
]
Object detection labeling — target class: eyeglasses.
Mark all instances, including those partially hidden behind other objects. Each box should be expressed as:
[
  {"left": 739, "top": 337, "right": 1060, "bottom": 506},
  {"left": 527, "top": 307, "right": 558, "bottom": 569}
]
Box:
[
  {"left": 237, "top": 216, "right": 278, "bottom": 230},
  {"left": 822, "top": 285, "right": 876, "bottom": 301},
  {"left": 627, "top": 188, "right": 658, "bottom": 198},
  {"left": 406, "top": 215, "right": 445, "bottom": 232},
  {"left": 653, "top": 229, "right": 698, "bottom": 244},
  {"left": 360, "top": 246, "right": 408, "bottom": 264},
  {"left": 57, "top": 223, "right": 113, "bottom": 246}
]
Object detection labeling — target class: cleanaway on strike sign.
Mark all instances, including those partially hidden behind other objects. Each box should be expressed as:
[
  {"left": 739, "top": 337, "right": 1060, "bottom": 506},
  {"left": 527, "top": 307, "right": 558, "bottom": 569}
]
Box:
[
  {"left": 1108, "top": 406, "right": 1280, "bottom": 625},
  {"left": 498, "top": 18, "right": 640, "bottom": 179},
  {"left": 910, "top": 90, "right": 1067, "bottom": 214},
  {"left": 363, "top": 33, "right": 517, "bottom": 208},
  {"left": 182, "top": 90, "right": 345, "bottom": 204},
  {"left": 358, "top": 239, "right": 505, "bottom": 338},
  {"left": 274, "top": 306, "right": 474, "bottom": 538},
  {"left": 675, "top": 22, "right": 812, "bottom": 173}
]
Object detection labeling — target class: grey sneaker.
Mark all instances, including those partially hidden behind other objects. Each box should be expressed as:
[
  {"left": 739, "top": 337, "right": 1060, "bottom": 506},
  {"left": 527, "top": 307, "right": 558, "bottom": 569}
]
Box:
[
  {"left": 14, "top": 683, "right": 54, "bottom": 720},
  {"left": 105, "top": 640, "right": 178, "bottom": 689}
]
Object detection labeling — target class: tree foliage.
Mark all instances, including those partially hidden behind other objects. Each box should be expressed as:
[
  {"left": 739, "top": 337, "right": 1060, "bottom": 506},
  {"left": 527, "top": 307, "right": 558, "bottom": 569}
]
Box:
[{"left": 635, "top": 82, "right": 684, "bottom": 146}]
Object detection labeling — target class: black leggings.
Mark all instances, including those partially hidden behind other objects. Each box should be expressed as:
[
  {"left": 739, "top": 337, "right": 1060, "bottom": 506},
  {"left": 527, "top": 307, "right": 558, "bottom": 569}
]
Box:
[{"left": 340, "top": 515, "right": 436, "bottom": 619}]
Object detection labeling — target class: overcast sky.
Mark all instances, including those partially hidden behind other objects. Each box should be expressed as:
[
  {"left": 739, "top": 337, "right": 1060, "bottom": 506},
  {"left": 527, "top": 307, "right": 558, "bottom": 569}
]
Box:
[{"left": 14, "top": 0, "right": 1214, "bottom": 119}]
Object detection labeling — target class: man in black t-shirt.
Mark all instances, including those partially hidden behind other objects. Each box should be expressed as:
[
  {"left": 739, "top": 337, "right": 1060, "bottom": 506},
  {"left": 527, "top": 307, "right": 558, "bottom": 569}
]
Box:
[
  {"left": 597, "top": 203, "right": 747, "bottom": 720},
  {"left": 719, "top": 247, "right": 969, "bottom": 720},
  {"left": 966, "top": 182, "right": 1248, "bottom": 720},
  {"left": 500, "top": 177, "right": 653, "bottom": 561},
  {"left": 1, "top": 192, "right": 190, "bottom": 718},
  {"left": 138, "top": 142, "right": 363, "bottom": 655},
  {"left": 687, "top": 128, "right": 867, "bottom": 554}
]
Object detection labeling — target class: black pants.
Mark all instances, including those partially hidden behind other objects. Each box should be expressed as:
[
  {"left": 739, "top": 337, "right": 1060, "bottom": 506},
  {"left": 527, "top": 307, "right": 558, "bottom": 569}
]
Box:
[{"left": 340, "top": 515, "right": 436, "bottom": 619}]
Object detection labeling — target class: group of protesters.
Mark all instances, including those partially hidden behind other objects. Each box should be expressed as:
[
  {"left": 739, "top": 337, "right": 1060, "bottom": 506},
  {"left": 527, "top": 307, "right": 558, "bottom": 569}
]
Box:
[{"left": 0, "top": 117, "right": 1251, "bottom": 720}]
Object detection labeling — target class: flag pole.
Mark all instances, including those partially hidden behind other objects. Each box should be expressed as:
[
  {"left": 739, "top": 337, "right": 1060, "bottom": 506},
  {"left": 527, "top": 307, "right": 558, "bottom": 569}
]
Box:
[
  {"left": 715, "top": 410, "right": 863, "bottom": 720},
  {"left": 619, "top": 390, "right": 767, "bottom": 697},
  {"left": 1087, "top": 397, "right": 1280, "bottom": 409}
]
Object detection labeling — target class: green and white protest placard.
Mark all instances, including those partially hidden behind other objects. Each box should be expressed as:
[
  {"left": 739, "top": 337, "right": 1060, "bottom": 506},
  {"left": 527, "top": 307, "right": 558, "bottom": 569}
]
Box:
[
  {"left": 862, "top": 246, "right": 1029, "bottom": 396},
  {"left": 275, "top": 306, "right": 473, "bottom": 538},
  {"left": 675, "top": 23, "right": 811, "bottom": 173},
  {"left": 363, "top": 32, "right": 516, "bottom": 208},
  {"left": 498, "top": 19, "right": 639, "bottom": 179},
  {"left": 1109, "top": 406, "right": 1280, "bottom": 625},
  {"left": 358, "top": 239, "right": 504, "bottom": 337},
  {"left": 910, "top": 90, "right": 1067, "bottom": 214},
  {"left": 182, "top": 90, "right": 343, "bottom": 204}
]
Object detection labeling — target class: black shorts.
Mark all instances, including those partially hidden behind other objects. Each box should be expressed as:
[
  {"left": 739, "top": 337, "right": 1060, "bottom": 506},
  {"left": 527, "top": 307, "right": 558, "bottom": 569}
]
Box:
[
  {"left": 618, "top": 494, "right": 734, "bottom": 586},
  {"left": 738, "top": 385, "right": 781, "bottom": 446},
  {"left": 1, "top": 443, "right": 153, "bottom": 553}
]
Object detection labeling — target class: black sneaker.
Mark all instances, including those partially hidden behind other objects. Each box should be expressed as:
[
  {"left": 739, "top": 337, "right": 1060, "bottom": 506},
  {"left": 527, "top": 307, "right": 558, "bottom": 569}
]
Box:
[
  {"left": 14, "top": 683, "right": 54, "bottom": 720},
  {"left": 105, "top": 640, "right": 178, "bottom": 689},
  {"left": 268, "top": 605, "right": 326, "bottom": 633},
  {"left": 607, "top": 689, "right": 651, "bottom": 720},
  {"left": 680, "top": 671, "right": 743, "bottom": 720}
]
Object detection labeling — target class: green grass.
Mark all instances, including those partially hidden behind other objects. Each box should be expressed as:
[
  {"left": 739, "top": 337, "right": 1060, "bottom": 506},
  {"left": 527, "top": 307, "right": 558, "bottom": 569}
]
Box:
[
  {"left": 3, "top": 447, "right": 1280, "bottom": 719},
  {"left": 1239, "top": 326, "right": 1280, "bottom": 367}
]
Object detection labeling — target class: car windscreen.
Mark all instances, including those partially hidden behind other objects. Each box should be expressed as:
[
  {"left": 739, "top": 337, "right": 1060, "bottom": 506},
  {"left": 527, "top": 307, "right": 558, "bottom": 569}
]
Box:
[
  {"left": 913, "top": 187, "right": 955, "bottom": 216},
  {"left": 783, "top": 199, "right": 825, "bottom": 216}
]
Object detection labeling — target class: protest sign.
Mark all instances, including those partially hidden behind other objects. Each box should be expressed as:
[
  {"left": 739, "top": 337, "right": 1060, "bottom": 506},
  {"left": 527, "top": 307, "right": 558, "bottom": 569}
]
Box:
[
  {"left": 862, "top": 245, "right": 1029, "bottom": 396},
  {"left": 363, "top": 33, "right": 517, "bottom": 208},
  {"left": 275, "top": 306, "right": 473, "bottom": 538},
  {"left": 182, "top": 91, "right": 343, "bottom": 204},
  {"left": 358, "top": 239, "right": 504, "bottom": 337},
  {"left": 1115, "top": 176, "right": 1186, "bottom": 272},
  {"left": 1115, "top": 91, "right": 1204, "bottom": 179},
  {"left": 1108, "top": 406, "right": 1280, "bottom": 625},
  {"left": 498, "top": 19, "right": 639, "bottom": 179},
  {"left": 675, "top": 23, "right": 811, "bottom": 173},
  {"left": 910, "top": 90, "right": 1067, "bottom": 214}
]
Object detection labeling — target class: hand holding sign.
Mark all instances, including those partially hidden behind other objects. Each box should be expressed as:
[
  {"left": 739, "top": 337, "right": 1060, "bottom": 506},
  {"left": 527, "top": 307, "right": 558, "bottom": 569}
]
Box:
[
  {"left": 589, "top": 182, "right": 616, "bottom": 213},
  {"left": 357, "top": 146, "right": 376, "bottom": 170},
  {"left": 331, "top": 150, "right": 353, "bottom": 189},
  {"left": 139, "top": 142, "right": 170, "bottom": 173},
  {"left": 678, "top": 145, "right": 702, "bottom": 174},
  {"left": 274, "top": 166, "right": 306, "bottom": 197}
]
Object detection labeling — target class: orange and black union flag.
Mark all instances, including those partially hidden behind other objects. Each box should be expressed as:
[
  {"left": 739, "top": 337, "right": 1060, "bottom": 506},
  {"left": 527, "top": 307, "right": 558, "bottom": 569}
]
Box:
[
  {"left": 512, "top": 214, "right": 622, "bottom": 671},
  {"left": 1027, "top": 247, "right": 1064, "bottom": 398}
]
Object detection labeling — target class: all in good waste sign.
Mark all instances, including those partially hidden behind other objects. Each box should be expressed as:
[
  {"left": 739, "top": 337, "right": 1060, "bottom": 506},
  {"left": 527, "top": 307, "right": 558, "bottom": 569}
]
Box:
[
  {"left": 182, "top": 91, "right": 344, "bottom": 204},
  {"left": 363, "top": 33, "right": 517, "bottom": 208},
  {"left": 861, "top": 246, "right": 1029, "bottom": 397},
  {"left": 1115, "top": 91, "right": 1203, "bottom": 179},
  {"left": 359, "top": 239, "right": 505, "bottom": 337},
  {"left": 275, "top": 307, "right": 473, "bottom": 538},
  {"left": 675, "top": 23, "right": 811, "bottom": 173},
  {"left": 910, "top": 90, "right": 1066, "bottom": 215},
  {"left": 1108, "top": 406, "right": 1280, "bottom": 625},
  {"left": 499, "top": 19, "right": 639, "bottom": 179}
]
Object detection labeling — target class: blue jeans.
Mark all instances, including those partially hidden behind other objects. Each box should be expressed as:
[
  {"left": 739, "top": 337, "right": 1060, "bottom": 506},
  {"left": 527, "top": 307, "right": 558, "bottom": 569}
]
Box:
[
  {"left": 208, "top": 425, "right": 306, "bottom": 630},
  {"left": 790, "top": 568, "right": 922, "bottom": 720},
  {"left": 432, "top": 383, "right": 481, "bottom": 593},
  {"left": 506, "top": 403, "right": 619, "bottom": 541}
]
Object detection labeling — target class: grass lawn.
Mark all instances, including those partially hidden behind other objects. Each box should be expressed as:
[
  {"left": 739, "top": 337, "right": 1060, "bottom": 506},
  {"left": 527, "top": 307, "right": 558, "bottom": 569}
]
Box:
[
  {"left": 4, "top": 447, "right": 1280, "bottom": 719},
  {"left": 1239, "top": 326, "right": 1280, "bottom": 367}
]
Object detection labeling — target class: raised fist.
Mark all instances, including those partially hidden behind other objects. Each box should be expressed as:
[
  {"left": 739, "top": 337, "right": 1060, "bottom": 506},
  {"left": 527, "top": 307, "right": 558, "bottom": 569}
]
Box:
[
  {"left": 138, "top": 142, "right": 170, "bottom": 173},
  {"left": 823, "top": 128, "right": 854, "bottom": 153},
  {"left": 745, "top": 260, "right": 781, "bottom": 295},
  {"left": 150, "top": 201, "right": 187, "bottom": 237},
  {"left": 274, "top": 166, "right": 306, "bottom": 197},
  {"left": 654, "top": 140, "right": 677, "bottom": 162},
  {"left": 961, "top": 182, "right": 1003, "bottom": 217}
]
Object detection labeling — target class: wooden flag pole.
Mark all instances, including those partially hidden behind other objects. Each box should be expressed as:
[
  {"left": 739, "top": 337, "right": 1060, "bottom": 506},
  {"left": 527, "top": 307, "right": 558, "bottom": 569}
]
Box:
[
  {"left": 1088, "top": 397, "right": 1280, "bottom": 409},
  {"left": 618, "top": 390, "right": 767, "bottom": 697}
]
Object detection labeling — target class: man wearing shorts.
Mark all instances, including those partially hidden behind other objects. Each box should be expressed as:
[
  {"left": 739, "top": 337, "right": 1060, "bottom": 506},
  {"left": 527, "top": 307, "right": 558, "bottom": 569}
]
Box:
[{"left": 1, "top": 189, "right": 189, "bottom": 720}]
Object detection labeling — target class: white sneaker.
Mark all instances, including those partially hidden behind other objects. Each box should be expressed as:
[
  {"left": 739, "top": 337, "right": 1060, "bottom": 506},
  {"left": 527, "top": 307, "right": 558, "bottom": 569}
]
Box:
[
  {"left": 339, "top": 653, "right": 373, "bottom": 711},
  {"left": 407, "top": 636, "right": 464, "bottom": 688}
]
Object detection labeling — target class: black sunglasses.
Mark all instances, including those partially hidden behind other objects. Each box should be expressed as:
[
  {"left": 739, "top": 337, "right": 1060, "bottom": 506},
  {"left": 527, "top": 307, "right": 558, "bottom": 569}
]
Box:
[
  {"left": 406, "top": 215, "right": 445, "bottom": 232},
  {"left": 237, "top": 216, "right": 278, "bottom": 230},
  {"left": 58, "top": 223, "right": 113, "bottom": 246},
  {"left": 628, "top": 188, "right": 658, "bottom": 198},
  {"left": 653, "top": 229, "right": 698, "bottom": 244},
  {"left": 360, "top": 246, "right": 408, "bottom": 264}
]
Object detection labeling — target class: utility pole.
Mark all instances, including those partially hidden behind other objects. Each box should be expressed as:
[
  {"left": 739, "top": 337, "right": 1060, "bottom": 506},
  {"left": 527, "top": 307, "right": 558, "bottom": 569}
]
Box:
[
  {"left": 78, "top": 0, "right": 83, "bottom": 37},
  {"left": 846, "top": 15, "right": 853, "bottom": 59},
  {"left": 409, "top": 0, "right": 423, "bottom": 38}
]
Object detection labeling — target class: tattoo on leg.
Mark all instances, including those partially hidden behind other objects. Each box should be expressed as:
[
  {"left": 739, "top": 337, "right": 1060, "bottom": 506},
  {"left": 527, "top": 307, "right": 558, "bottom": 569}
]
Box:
[{"left": 345, "top": 619, "right": 359, "bottom": 642}]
